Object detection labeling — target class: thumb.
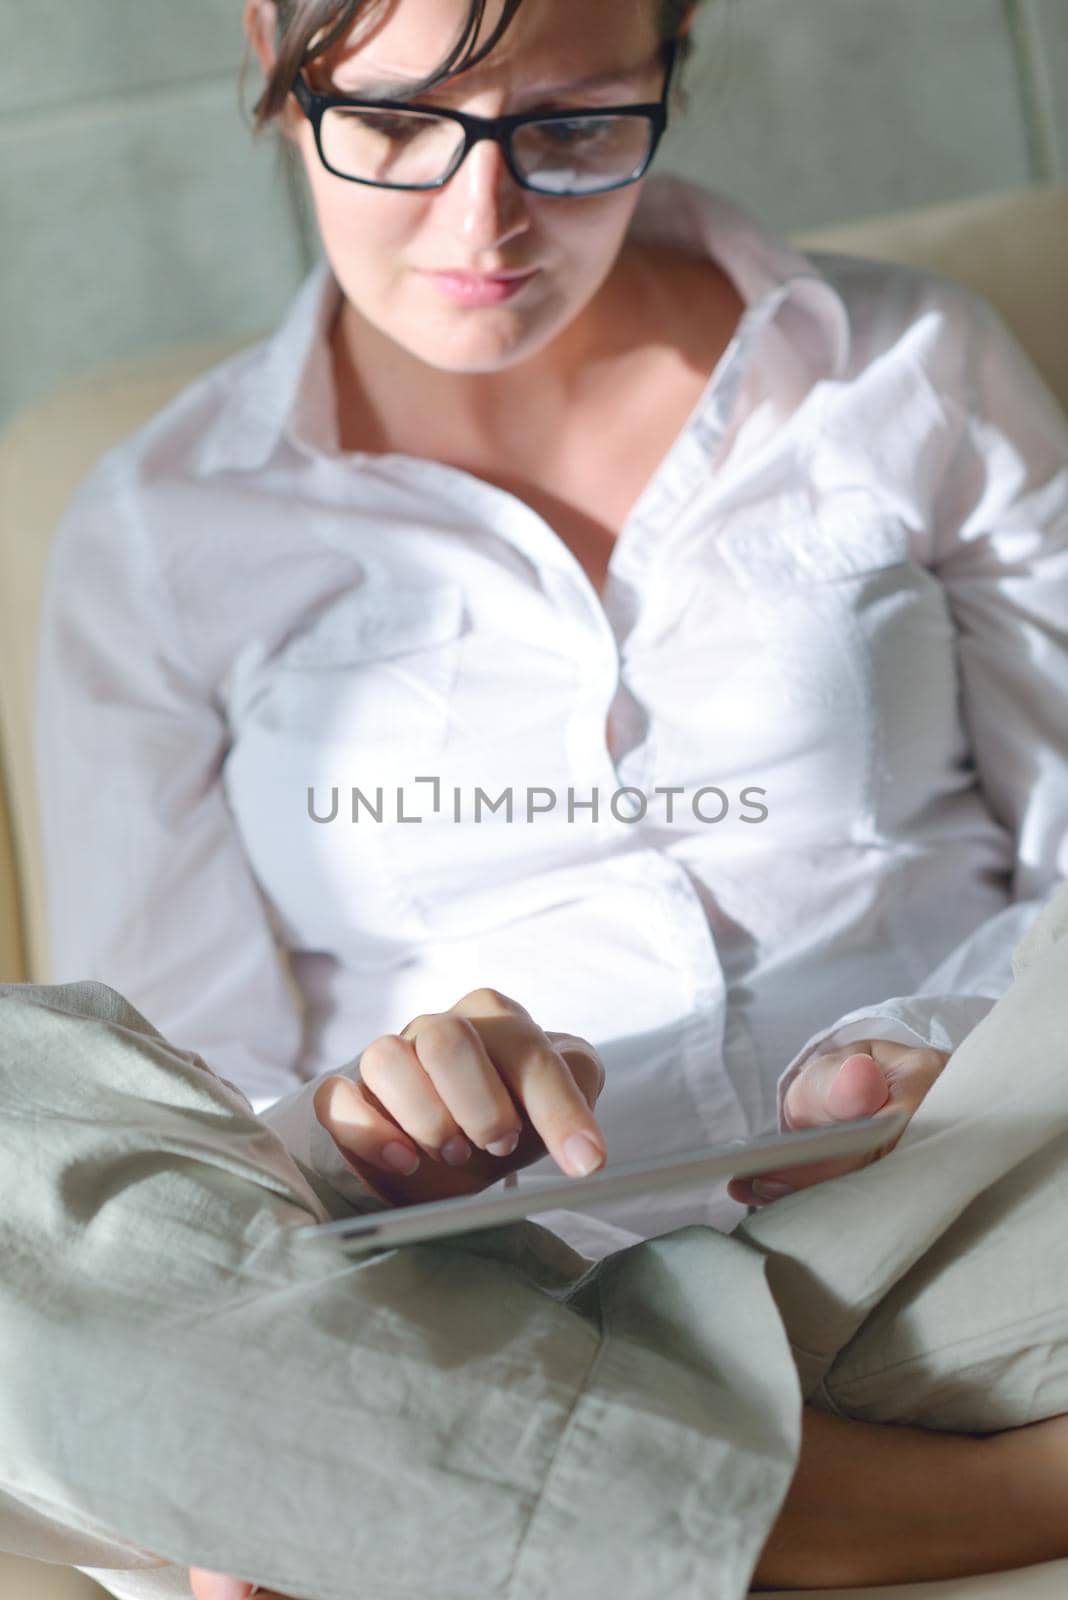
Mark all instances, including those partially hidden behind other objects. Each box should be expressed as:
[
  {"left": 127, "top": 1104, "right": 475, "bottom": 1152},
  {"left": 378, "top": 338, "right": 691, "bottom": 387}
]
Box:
[
  {"left": 783, "top": 1049, "right": 891, "bottom": 1131},
  {"left": 732, "top": 1051, "right": 893, "bottom": 1202},
  {"left": 733, "top": 1043, "right": 938, "bottom": 1206}
]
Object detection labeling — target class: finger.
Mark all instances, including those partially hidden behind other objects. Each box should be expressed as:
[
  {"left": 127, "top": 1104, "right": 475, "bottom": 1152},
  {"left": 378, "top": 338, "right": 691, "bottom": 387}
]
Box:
[
  {"left": 402, "top": 1010, "right": 529, "bottom": 1157},
  {"left": 450, "top": 990, "right": 608, "bottom": 1177},
  {"left": 366, "top": 1022, "right": 514, "bottom": 1166},
  {"left": 544, "top": 1030, "right": 606, "bottom": 1110},
  {"left": 317, "top": 1026, "right": 484, "bottom": 1175},
  {"left": 726, "top": 1176, "right": 759, "bottom": 1207},
  {"left": 730, "top": 1051, "right": 887, "bottom": 1197},
  {"left": 743, "top": 1041, "right": 947, "bottom": 1203},
  {"left": 313, "top": 1067, "right": 425, "bottom": 1180},
  {"left": 755, "top": 1051, "right": 895, "bottom": 1195},
  {"left": 782, "top": 1047, "right": 890, "bottom": 1131},
  {"left": 726, "top": 1147, "right": 881, "bottom": 1209}
]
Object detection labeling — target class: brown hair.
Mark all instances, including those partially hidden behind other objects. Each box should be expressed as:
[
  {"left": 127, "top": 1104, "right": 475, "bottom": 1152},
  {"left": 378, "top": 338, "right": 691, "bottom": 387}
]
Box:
[{"left": 247, "top": 0, "right": 705, "bottom": 131}]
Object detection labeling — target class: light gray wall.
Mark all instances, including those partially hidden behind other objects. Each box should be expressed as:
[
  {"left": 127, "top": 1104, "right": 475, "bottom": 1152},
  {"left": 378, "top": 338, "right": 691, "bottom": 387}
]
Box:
[{"left": 1, "top": 0, "right": 1065, "bottom": 431}]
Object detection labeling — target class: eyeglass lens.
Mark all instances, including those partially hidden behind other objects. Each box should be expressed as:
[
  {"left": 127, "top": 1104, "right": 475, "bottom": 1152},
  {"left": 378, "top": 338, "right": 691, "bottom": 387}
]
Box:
[{"left": 319, "top": 108, "right": 656, "bottom": 193}]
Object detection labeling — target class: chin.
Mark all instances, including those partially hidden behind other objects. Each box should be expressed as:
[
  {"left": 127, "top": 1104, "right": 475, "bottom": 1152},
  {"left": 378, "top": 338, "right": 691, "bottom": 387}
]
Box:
[
  {"left": 414, "top": 345, "right": 540, "bottom": 375},
  {"left": 405, "top": 310, "right": 577, "bottom": 375}
]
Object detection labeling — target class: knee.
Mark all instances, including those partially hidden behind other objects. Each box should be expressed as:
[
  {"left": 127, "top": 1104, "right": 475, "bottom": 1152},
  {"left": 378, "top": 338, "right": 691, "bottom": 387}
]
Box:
[{"left": 0, "top": 978, "right": 164, "bottom": 1037}]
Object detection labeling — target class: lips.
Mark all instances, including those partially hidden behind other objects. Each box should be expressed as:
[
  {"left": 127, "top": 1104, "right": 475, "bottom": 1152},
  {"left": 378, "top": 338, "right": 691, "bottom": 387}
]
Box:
[
  {"left": 427, "top": 269, "right": 536, "bottom": 282},
  {"left": 428, "top": 264, "right": 537, "bottom": 280},
  {"left": 419, "top": 267, "right": 540, "bottom": 307}
]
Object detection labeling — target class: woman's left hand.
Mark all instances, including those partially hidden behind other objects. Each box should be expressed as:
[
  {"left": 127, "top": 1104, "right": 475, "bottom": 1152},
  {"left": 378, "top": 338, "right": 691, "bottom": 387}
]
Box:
[{"left": 726, "top": 1039, "right": 950, "bottom": 1208}]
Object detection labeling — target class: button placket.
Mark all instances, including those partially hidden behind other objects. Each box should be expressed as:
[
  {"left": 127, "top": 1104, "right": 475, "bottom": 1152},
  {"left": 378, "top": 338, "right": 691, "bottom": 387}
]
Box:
[
  {"left": 655, "top": 856, "right": 750, "bottom": 1143},
  {"left": 610, "top": 848, "right": 749, "bottom": 1145},
  {"left": 602, "top": 287, "right": 797, "bottom": 667},
  {"left": 385, "top": 460, "right": 636, "bottom": 803},
  {"left": 354, "top": 288, "right": 786, "bottom": 811}
]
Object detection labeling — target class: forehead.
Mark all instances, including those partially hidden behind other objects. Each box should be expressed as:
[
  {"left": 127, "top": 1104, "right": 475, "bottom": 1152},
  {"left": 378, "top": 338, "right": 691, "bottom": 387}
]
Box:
[{"left": 322, "top": 0, "right": 661, "bottom": 92}]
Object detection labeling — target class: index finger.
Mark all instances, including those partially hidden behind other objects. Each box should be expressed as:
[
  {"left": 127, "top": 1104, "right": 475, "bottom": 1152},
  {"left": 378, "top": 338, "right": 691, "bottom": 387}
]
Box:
[{"left": 449, "top": 989, "right": 607, "bottom": 1177}]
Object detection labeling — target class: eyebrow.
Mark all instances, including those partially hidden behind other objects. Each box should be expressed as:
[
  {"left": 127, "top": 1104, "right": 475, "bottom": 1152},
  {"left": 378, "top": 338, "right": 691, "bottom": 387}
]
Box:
[{"left": 335, "top": 61, "right": 651, "bottom": 102}]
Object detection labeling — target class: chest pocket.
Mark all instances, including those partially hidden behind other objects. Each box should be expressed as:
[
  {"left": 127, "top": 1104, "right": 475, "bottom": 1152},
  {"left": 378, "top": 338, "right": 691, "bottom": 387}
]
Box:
[
  {"left": 245, "top": 580, "right": 467, "bottom": 758},
  {"left": 705, "top": 488, "right": 959, "bottom": 842},
  {"left": 717, "top": 489, "right": 911, "bottom": 595}
]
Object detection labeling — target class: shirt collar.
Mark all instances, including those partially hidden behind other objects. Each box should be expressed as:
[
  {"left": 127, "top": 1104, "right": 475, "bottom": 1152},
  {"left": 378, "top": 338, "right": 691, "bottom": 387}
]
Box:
[{"left": 194, "top": 174, "right": 851, "bottom": 478}]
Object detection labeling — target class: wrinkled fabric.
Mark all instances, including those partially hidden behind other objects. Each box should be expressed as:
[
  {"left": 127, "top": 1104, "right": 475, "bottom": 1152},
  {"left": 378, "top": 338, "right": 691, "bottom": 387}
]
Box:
[
  {"left": 0, "top": 982, "right": 800, "bottom": 1600},
  {"left": 0, "top": 884, "right": 1066, "bottom": 1599},
  {"left": 738, "top": 878, "right": 1068, "bottom": 1428},
  {"left": 35, "top": 176, "right": 1068, "bottom": 1250}
]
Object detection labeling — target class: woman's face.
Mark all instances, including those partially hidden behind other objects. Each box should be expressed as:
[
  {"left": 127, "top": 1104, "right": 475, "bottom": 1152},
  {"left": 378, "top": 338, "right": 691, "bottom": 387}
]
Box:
[{"left": 248, "top": 0, "right": 673, "bottom": 375}]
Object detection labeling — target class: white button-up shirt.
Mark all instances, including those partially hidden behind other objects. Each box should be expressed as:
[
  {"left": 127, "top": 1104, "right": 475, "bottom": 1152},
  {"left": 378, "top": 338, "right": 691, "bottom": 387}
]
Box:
[{"left": 36, "top": 175, "right": 1068, "bottom": 1257}]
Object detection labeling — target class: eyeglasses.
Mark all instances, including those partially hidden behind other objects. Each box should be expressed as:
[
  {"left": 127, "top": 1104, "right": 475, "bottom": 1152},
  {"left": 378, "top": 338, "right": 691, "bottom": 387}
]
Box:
[{"left": 291, "top": 38, "right": 678, "bottom": 196}]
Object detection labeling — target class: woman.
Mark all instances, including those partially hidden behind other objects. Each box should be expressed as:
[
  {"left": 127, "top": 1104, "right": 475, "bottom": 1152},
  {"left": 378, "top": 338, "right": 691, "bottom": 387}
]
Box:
[{"left": 31, "top": 0, "right": 1068, "bottom": 1593}]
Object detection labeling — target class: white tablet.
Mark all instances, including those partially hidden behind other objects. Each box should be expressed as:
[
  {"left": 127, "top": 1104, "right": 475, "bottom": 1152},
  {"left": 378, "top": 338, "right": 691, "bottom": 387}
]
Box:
[{"left": 293, "top": 1108, "right": 909, "bottom": 1254}]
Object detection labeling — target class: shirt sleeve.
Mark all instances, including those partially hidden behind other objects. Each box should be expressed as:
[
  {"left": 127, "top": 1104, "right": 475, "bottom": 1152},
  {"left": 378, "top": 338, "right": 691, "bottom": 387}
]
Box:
[
  {"left": 775, "top": 286, "right": 1068, "bottom": 1129},
  {"left": 35, "top": 456, "right": 311, "bottom": 1111}
]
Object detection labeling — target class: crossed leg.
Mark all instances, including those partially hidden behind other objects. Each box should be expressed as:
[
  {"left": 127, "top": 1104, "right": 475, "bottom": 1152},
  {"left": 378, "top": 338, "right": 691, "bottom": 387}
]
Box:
[
  {"left": 4, "top": 880, "right": 1068, "bottom": 1600},
  {"left": 0, "top": 979, "right": 802, "bottom": 1600}
]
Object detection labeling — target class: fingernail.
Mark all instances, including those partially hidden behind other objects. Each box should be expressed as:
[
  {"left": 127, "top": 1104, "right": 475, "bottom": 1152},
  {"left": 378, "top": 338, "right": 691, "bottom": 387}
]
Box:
[
  {"left": 441, "top": 1135, "right": 473, "bottom": 1166},
  {"left": 487, "top": 1130, "right": 520, "bottom": 1157},
  {"left": 563, "top": 1133, "right": 604, "bottom": 1176},
  {"left": 752, "top": 1179, "right": 795, "bottom": 1202},
  {"left": 381, "top": 1141, "right": 421, "bottom": 1174}
]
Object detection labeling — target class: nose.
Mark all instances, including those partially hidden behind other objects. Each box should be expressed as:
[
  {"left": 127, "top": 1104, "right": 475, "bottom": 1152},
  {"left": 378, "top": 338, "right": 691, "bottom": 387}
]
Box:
[{"left": 436, "top": 130, "right": 532, "bottom": 256}]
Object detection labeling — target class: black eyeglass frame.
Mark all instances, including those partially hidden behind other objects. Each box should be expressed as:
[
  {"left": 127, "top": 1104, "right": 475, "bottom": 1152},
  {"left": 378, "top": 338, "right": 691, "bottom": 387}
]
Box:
[{"left": 290, "top": 36, "right": 679, "bottom": 195}]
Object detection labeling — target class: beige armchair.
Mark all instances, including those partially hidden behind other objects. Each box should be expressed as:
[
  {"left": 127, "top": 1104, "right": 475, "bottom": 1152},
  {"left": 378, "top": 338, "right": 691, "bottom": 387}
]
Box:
[{"left": 1, "top": 184, "right": 1067, "bottom": 1600}]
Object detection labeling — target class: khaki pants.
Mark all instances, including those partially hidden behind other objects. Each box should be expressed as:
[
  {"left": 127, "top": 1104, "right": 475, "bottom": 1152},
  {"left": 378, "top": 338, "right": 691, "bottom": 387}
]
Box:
[{"left": 1, "top": 883, "right": 1066, "bottom": 1600}]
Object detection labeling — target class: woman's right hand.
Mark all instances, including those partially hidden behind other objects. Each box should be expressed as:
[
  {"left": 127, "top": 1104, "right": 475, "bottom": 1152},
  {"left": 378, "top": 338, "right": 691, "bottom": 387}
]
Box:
[{"left": 312, "top": 987, "right": 608, "bottom": 1206}]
